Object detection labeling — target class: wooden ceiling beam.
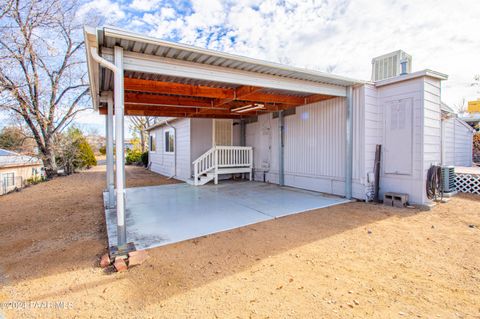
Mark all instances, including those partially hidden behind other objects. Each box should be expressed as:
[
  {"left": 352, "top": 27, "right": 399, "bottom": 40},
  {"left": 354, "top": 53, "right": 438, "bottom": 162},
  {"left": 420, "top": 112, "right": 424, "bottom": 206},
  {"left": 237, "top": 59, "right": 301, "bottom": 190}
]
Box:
[
  {"left": 125, "top": 92, "right": 214, "bottom": 108},
  {"left": 214, "top": 85, "right": 263, "bottom": 107},
  {"left": 124, "top": 77, "right": 233, "bottom": 99}
]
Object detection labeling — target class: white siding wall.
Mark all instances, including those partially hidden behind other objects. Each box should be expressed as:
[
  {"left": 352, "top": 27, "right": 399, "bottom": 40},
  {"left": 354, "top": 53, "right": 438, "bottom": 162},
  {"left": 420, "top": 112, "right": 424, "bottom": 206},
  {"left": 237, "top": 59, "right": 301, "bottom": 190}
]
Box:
[
  {"left": 443, "top": 117, "right": 473, "bottom": 167},
  {"left": 190, "top": 118, "right": 213, "bottom": 164},
  {"left": 420, "top": 77, "right": 443, "bottom": 203},
  {"left": 454, "top": 120, "right": 474, "bottom": 166},
  {"left": 376, "top": 77, "right": 426, "bottom": 204},
  {"left": 149, "top": 118, "right": 191, "bottom": 181},
  {"left": 442, "top": 117, "right": 456, "bottom": 166},
  {"left": 246, "top": 90, "right": 365, "bottom": 199}
]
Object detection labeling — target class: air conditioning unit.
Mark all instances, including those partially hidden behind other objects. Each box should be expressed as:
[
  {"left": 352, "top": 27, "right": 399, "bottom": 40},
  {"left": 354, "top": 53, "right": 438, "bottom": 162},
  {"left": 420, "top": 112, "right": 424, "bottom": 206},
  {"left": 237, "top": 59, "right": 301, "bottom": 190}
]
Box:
[
  {"left": 441, "top": 166, "right": 456, "bottom": 193},
  {"left": 371, "top": 50, "right": 412, "bottom": 82}
]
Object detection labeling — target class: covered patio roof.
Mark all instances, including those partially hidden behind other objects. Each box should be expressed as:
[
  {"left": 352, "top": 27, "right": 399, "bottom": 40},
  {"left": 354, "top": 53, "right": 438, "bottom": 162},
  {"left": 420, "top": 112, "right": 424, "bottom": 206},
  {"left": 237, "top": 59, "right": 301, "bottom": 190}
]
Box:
[
  {"left": 85, "top": 26, "right": 364, "bottom": 119},
  {"left": 84, "top": 25, "right": 361, "bottom": 248}
]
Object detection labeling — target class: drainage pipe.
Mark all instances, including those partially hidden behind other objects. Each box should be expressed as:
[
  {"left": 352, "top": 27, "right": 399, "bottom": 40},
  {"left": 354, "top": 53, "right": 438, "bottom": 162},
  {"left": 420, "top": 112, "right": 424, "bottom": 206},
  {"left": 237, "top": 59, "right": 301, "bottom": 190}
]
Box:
[{"left": 106, "top": 93, "right": 115, "bottom": 208}]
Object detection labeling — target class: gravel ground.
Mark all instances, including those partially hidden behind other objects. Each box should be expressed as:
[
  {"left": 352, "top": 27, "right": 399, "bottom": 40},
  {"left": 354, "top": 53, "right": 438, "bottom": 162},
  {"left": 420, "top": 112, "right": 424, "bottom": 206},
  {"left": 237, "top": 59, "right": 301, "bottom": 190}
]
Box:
[{"left": 0, "top": 164, "right": 479, "bottom": 318}]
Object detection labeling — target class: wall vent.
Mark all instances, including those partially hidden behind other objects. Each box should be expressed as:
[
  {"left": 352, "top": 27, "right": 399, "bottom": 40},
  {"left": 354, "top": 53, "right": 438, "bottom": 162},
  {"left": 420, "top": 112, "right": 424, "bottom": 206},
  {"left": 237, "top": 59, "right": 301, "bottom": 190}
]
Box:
[{"left": 371, "top": 50, "right": 412, "bottom": 82}]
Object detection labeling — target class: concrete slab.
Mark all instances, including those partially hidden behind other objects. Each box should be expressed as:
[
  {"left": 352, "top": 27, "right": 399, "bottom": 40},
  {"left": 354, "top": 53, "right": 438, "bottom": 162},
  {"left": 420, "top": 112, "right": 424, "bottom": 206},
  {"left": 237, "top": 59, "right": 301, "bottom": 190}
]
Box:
[{"left": 105, "top": 181, "right": 350, "bottom": 250}]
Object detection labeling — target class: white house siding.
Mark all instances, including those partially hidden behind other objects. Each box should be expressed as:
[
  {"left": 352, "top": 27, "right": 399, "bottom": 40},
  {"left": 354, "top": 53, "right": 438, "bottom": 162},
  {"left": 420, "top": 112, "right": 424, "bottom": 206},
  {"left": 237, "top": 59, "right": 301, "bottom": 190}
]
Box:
[
  {"left": 190, "top": 118, "right": 213, "bottom": 166},
  {"left": 453, "top": 119, "right": 474, "bottom": 166},
  {"left": 362, "top": 84, "right": 381, "bottom": 199},
  {"left": 420, "top": 77, "right": 443, "bottom": 203},
  {"left": 442, "top": 117, "right": 473, "bottom": 167},
  {"left": 149, "top": 118, "right": 191, "bottom": 181},
  {"left": 376, "top": 77, "right": 426, "bottom": 204},
  {"left": 442, "top": 117, "right": 456, "bottom": 166},
  {"left": 246, "top": 89, "right": 366, "bottom": 199}
]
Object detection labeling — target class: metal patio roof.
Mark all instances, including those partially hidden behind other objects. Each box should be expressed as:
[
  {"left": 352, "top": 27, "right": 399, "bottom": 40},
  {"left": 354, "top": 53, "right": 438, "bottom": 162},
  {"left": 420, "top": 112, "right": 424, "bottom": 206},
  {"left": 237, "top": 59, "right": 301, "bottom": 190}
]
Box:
[{"left": 85, "top": 26, "right": 365, "bottom": 110}]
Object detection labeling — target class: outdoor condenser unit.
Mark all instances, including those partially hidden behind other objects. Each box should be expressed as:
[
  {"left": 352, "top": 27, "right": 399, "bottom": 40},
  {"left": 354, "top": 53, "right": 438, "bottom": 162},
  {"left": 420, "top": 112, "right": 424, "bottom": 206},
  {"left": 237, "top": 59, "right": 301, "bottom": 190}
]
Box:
[{"left": 441, "top": 166, "right": 456, "bottom": 193}]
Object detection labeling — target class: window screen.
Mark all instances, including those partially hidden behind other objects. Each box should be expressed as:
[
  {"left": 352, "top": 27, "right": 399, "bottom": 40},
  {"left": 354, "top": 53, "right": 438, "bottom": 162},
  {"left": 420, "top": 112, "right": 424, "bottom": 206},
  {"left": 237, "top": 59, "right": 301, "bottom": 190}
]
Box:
[
  {"left": 165, "top": 130, "right": 175, "bottom": 152},
  {"left": 3, "top": 172, "right": 15, "bottom": 187},
  {"left": 149, "top": 134, "right": 156, "bottom": 152}
]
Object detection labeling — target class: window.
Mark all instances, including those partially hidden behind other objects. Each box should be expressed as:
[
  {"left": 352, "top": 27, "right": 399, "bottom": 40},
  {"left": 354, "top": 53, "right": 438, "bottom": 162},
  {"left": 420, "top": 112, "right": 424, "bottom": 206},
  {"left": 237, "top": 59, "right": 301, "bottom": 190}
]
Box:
[
  {"left": 165, "top": 130, "right": 175, "bottom": 153},
  {"left": 3, "top": 172, "right": 15, "bottom": 187},
  {"left": 149, "top": 134, "right": 156, "bottom": 152}
]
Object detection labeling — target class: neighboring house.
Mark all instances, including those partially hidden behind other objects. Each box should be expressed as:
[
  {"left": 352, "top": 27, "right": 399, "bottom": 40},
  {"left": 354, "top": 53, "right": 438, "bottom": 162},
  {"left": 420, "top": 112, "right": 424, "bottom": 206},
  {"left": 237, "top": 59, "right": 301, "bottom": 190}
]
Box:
[
  {"left": 0, "top": 149, "right": 43, "bottom": 195},
  {"left": 145, "top": 50, "right": 474, "bottom": 205}
]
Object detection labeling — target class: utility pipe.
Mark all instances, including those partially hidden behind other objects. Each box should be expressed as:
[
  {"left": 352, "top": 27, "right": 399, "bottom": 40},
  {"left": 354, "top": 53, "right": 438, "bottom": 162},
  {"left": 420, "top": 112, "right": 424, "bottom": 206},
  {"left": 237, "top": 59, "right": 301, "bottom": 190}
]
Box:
[
  {"left": 345, "top": 86, "right": 353, "bottom": 199},
  {"left": 106, "top": 93, "right": 115, "bottom": 208}
]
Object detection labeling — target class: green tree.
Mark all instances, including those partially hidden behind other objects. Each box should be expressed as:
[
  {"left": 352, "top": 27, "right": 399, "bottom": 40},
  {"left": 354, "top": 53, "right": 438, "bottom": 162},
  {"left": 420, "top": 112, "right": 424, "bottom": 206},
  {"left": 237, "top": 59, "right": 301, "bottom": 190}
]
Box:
[{"left": 56, "top": 127, "right": 96, "bottom": 174}]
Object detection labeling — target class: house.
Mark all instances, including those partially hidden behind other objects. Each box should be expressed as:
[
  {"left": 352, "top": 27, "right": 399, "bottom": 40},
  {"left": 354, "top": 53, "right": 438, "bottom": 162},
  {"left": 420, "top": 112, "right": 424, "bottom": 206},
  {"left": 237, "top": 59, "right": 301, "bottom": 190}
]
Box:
[
  {"left": 145, "top": 55, "right": 474, "bottom": 204},
  {"left": 0, "top": 149, "right": 43, "bottom": 195},
  {"left": 84, "top": 26, "right": 474, "bottom": 249}
]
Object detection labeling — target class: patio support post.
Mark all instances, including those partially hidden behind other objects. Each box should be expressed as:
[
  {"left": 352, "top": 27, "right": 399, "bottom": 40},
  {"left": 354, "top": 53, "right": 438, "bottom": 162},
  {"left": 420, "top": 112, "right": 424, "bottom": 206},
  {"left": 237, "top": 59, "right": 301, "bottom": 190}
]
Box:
[
  {"left": 106, "top": 93, "right": 115, "bottom": 208},
  {"left": 278, "top": 110, "right": 285, "bottom": 186},
  {"left": 114, "top": 46, "right": 127, "bottom": 246},
  {"left": 345, "top": 86, "right": 353, "bottom": 199}
]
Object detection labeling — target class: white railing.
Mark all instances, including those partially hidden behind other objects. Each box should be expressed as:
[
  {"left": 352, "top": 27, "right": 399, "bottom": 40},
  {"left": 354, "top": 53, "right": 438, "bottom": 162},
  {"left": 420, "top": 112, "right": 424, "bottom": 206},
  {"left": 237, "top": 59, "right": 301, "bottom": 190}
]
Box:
[
  {"left": 193, "top": 145, "right": 253, "bottom": 185},
  {"left": 216, "top": 146, "right": 253, "bottom": 168}
]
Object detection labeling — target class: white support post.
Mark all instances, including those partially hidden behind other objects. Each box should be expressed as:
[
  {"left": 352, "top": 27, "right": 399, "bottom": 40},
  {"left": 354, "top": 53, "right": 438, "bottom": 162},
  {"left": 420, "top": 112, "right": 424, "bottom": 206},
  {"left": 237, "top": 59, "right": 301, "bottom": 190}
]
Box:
[
  {"left": 249, "top": 148, "right": 253, "bottom": 181},
  {"left": 106, "top": 93, "right": 115, "bottom": 208},
  {"left": 278, "top": 110, "right": 285, "bottom": 186},
  {"left": 114, "top": 46, "right": 127, "bottom": 246},
  {"left": 345, "top": 86, "right": 353, "bottom": 199},
  {"left": 214, "top": 147, "right": 219, "bottom": 185}
]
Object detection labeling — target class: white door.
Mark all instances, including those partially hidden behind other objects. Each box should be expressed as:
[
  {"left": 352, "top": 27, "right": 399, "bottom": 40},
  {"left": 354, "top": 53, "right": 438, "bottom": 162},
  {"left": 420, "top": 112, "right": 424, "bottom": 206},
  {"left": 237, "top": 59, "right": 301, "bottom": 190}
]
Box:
[{"left": 213, "top": 119, "right": 233, "bottom": 146}]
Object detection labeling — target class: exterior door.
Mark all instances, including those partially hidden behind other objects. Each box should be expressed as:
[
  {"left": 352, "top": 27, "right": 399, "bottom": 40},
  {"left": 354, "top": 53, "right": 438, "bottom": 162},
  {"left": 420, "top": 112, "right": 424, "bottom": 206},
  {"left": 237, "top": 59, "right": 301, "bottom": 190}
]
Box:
[{"left": 213, "top": 119, "right": 233, "bottom": 146}]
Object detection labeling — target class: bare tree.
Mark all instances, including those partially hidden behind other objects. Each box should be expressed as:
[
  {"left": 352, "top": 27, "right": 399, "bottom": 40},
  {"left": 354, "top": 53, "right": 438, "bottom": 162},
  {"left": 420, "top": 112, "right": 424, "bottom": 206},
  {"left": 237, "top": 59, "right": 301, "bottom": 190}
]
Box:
[
  {"left": 0, "top": 0, "right": 90, "bottom": 176},
  {"left": 130, "top": 116, "right": 154, "bottom": 152},
  {"left": 472, "top": 74, "right": 480, "bottom": 94},
  {"left": 454, "top": 98, "right": 467, "bottom": 114}
]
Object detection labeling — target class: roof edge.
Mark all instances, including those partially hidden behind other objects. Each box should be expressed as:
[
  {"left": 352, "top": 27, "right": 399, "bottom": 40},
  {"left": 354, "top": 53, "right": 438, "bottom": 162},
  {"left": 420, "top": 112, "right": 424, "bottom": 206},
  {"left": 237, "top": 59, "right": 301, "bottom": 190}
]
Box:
[
  {"left": 101, "top": 26, "right": 365, "bottom": 86},
  {"left": 145, "top": 117, "right": 179, "bottom": 131},
  {"left": 375, "top": 69, "right": 448, "bottom": 87}
]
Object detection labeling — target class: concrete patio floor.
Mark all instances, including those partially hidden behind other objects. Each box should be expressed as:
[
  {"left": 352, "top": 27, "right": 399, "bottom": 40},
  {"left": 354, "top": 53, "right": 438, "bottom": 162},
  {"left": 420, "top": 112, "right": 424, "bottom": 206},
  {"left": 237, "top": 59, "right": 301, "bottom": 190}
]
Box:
[{"left": 105, "top": 181, "right": 350, "bottom": 250}]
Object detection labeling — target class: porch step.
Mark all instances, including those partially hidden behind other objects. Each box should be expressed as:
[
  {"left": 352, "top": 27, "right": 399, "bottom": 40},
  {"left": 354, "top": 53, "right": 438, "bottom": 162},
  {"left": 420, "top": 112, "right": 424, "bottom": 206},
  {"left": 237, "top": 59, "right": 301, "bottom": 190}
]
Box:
[{"left": 187, "top": 172, "right": 215, "bottom": 186}]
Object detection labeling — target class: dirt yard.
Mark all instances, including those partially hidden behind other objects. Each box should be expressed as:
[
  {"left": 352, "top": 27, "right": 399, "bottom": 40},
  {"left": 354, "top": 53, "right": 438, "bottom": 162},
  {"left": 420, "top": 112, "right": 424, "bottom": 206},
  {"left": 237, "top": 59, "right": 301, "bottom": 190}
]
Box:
[{"left": 0, "top": 164, "right": 479, "bottom": 318}]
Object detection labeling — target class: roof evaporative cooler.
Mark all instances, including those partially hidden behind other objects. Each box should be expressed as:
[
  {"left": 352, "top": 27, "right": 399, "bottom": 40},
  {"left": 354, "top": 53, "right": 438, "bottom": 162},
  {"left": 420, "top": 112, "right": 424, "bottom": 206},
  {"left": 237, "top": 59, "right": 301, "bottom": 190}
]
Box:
[
  {"left": 441, "top": 166, "right": 456, "bottom": 193},
  {"left": 371, "top": 50, "right": 412, "bottom": 82}
]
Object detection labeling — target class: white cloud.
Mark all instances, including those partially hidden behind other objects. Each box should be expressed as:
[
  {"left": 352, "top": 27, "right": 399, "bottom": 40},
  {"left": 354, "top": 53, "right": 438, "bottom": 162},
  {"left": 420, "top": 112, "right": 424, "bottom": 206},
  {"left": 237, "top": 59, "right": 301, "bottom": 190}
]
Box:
[
  {"left": 80, "top": 0, "right": 480, "bottom": 113},
  {"left": 77, "top": 0, "right": 127, "bottom": 24},
  {"left": 130, "top": 0, "right": 162, "bottom": 11}
]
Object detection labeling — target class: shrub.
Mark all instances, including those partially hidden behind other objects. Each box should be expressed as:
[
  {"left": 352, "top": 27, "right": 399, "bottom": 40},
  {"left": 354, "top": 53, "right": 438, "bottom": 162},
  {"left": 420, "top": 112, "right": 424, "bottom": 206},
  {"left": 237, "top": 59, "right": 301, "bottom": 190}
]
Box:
[
  {"left": 99, "top": 145, "right": 106, "bottom": 155},
  {"left": 56, "top": 127, "right": 97, "bottom": 174},
  {"left": 78, "top": 138, "right": 97, "bottom": 168},
  {"left": 141, "top": 151, "right": 148, "bottom": 167},
  {"left": 126, "top": 149, "right": 142, "bottom": 165}
]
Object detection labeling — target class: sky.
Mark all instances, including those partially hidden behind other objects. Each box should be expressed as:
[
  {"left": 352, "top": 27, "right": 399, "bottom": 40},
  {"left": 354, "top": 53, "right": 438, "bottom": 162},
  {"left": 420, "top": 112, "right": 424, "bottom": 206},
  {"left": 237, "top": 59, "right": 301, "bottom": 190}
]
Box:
[{"left": 73, "top": 0, "right": 480, "bottom": 135}]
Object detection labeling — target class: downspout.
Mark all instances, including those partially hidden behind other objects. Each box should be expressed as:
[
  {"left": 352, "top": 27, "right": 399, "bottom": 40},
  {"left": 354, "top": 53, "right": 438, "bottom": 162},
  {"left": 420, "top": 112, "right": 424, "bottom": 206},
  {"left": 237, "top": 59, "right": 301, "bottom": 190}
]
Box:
[
  {"left": 165, "top": 120, "right": 177, "bottom": 179},
  {"left": 90, "top": 47, "right": 127, "bottom": 246}
]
